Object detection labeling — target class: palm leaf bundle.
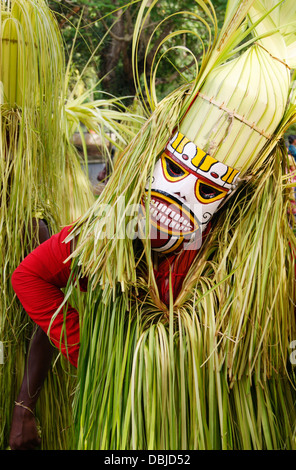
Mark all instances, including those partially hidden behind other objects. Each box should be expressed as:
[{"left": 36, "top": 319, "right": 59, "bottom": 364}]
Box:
[
  {"left": 65, "top": 0, "right": 296, "bottom": 449},
  {"left": 0, "top": 0, "right": 93, "bottom": 449},
  {"left": 0, "top": 0, "right": 142, "bottom": 449}
]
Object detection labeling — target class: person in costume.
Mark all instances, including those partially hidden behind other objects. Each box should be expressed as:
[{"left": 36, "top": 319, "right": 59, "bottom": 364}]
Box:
[
  {"left": 9, "top": 131, "right": 241, "bottom": 450},
  {"left": 11, "top": 130, "right": 239, "bottom": 364},
  {"left": 10, "top": 0, "right": 296, "bottom": 450}
]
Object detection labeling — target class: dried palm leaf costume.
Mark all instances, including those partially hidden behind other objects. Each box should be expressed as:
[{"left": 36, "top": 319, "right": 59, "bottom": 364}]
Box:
[
  {"left": 11, "top": 0, "right": 296, "bottom": 450},
  {"left": 1, "top": 0, "right": 140, "bottom": 450},
  {"left": 0, "top": 0, "right": 94, "bottom": 449}
]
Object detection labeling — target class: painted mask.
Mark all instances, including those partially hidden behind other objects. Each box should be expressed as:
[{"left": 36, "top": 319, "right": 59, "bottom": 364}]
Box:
[{"left": 142, "top": 131, "right": 240, "bottom": 254}]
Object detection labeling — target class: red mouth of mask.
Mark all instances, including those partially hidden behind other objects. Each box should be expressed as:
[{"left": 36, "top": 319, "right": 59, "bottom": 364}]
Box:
[{"left": 141, "top": 190, "right": 199, "bottom": 237}]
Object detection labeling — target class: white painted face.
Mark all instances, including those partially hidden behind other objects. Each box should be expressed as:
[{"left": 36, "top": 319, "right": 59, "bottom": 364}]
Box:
[{"left": 142, "top": 131, "right": 240, "bottom": 254}]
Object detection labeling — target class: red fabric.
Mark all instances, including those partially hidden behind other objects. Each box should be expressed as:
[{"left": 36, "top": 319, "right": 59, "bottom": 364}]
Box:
[
  {"left": 11, "top": 225, "right": 81, "bottom": 368},
  {"left": 154, "top": 249, "right": 198, "bottom": 306},
  {"left": 154, "top": 226, "right": 211, "bottom": 305}
]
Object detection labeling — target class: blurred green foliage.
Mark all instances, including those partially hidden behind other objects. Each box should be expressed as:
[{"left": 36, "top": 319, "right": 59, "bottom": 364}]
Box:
[{"left": 48, "top": 0, "right": 228, "bottom": 101}]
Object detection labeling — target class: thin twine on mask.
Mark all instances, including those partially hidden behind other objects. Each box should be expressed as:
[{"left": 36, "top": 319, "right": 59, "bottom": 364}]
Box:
[{"left": 196, "top": 91, "right": 273, "bottom": 140}]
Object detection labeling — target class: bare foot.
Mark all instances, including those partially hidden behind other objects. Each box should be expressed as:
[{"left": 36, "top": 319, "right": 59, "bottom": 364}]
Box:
[{"left": 9, "top": 404, "right": 41, "bottom": 450}]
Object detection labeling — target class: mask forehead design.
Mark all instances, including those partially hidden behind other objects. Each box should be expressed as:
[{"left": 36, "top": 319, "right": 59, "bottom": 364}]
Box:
[{"left": 167, "top": 131, "right": 240, "bottom": 190}]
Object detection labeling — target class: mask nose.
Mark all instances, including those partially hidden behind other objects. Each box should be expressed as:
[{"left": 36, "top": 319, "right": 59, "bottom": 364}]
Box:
[{"left": 173, "top": 191, "right": 188, "bottom": 202}]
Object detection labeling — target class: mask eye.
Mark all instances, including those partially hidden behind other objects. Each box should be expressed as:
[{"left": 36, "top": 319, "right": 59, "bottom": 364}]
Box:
[
  {"left": 196, "top": 180, "right": 228, "bottom": 204},
  {"left": 199, "top": 183, "right": 223, "bottom": 199},
  {"left": 161, "top": 154, "right": 189, "bottom": 182},
  {"left": 165, "top": 157, "right": 185, "bottom": 177}
]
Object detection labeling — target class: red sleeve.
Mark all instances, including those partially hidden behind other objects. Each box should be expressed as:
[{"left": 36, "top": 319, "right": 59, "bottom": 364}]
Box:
[{"left": 11, "top": 225, "right": 80, "bottom": 367}]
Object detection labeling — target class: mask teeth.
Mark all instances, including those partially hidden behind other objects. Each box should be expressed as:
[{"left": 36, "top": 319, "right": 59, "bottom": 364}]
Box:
[{"left": 150, "top": 198, "right": 192, "bottom": 232}]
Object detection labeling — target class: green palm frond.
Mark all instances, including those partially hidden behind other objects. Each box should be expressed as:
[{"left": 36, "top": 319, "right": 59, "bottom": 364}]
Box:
[
  {"left": 69, "top": 0, "right": 296, "bottom": 450},
  {"left": 0, "top": 0, "right": 143, "bottom": 449},
  {"left": 73, "top": 145, "right": 296, "bottom": 450}
]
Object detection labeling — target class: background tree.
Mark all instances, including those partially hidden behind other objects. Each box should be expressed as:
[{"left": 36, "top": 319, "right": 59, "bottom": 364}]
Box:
[{"left": 48, "top": 0, "right": 228, "bottom": 102}]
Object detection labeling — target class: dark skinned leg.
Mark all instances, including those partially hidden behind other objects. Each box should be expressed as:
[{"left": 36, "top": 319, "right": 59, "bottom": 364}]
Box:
[
  {"left": 9, "top": 327, "right": 54, "bottom": 450},
  {"left": 9, "top": 218, "right": 54, "bottom": 450}
]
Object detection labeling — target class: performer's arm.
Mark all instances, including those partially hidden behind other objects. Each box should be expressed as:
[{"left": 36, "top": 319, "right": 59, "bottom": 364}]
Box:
[
  {"left": 9, "top": 223, "right": 79, "bottom": 451},
  {"left": 11, "top": 224, "right": 80, "bottom": 367}
]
